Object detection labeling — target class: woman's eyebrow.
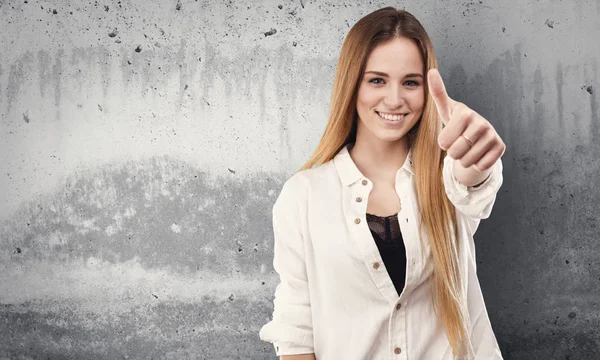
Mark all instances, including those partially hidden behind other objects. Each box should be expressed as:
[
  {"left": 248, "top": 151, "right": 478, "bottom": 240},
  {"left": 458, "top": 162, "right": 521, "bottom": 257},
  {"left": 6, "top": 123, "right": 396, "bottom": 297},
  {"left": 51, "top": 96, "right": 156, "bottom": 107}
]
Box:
[{"left": 364, "top": 71, "right": 423, "bottom": 78}]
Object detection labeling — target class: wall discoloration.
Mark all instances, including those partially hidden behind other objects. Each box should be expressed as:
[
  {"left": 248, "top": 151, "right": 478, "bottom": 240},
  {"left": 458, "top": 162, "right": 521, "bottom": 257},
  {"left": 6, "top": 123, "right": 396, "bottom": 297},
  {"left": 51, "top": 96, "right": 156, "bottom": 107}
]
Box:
[
  {"left": 1, "top": 0, "right": 599, "bottom": 358},
  {"left": 1, "top": 156, "right": 280, "bottom": 272},
  {"left": 1, "top": 157, "right": 282, "bottom": 358},
  {"left": 1, "top": 298, "right": 277, "bottom": 358},
  {"left": 6, "top": 54, "right": 27, "bottom": 117},
  {"left": 0, "top": 41, "right": 336, "bottom": 222}
]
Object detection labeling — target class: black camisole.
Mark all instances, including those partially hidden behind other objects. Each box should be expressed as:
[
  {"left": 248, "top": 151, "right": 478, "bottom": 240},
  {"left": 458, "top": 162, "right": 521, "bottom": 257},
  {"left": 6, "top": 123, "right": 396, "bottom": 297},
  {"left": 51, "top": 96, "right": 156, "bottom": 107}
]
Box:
[{"left": 365, "top": 212, "right": 407, "bottom": 296}]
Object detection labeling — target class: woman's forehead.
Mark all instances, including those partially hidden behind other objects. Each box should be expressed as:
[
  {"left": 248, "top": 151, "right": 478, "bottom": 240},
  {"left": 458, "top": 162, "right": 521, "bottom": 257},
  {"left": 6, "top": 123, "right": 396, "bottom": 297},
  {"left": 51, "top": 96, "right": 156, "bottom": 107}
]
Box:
[{"left": 365, "top": 38, "right": 424, "bottom": 76}]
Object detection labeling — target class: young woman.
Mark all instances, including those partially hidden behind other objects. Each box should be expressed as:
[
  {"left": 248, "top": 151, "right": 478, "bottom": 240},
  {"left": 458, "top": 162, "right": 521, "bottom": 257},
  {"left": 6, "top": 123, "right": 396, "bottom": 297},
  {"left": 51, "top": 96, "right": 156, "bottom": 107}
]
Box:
[{"left": 259, "top": 7, "right": 505, "bottom": 360}]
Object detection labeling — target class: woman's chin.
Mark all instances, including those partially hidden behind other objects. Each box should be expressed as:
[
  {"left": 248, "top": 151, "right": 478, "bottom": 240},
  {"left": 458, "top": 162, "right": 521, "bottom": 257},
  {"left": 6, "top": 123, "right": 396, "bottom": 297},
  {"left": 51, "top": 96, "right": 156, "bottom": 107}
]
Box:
[{"left": 375, "top": 131, "right": 408, "bottom": 143}]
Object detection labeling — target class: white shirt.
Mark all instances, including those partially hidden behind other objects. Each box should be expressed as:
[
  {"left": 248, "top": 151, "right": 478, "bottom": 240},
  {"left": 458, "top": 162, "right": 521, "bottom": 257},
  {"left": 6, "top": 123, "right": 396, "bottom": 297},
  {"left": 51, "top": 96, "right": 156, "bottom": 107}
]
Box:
[{"left": 259, "top": 143, "right": 504, "bottom": 360}]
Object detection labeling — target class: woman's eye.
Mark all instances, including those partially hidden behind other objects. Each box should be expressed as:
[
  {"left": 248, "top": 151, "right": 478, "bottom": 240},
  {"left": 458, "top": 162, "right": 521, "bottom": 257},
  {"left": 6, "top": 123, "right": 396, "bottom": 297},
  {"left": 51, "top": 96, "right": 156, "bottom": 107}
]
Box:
[{"left": 368, "top": 78, "right": 420, "bottom": 86}]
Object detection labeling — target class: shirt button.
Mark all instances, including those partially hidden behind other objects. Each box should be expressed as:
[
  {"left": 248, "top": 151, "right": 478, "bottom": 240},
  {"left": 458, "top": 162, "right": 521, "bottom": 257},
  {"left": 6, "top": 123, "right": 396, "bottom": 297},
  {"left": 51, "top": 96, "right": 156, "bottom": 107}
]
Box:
[
  {"left": 394, "top": 347, "right": 402, "bottom": 354},
  {"left": 356, "top": 196, "right": 362, "bottom": 202},
  {"left": 362, "top": 179, "right": 368, "bottom": 185},
  {"left": 396, "top": 303, "right": 402, "bottom": 310},
  {"left": 373, "top": 262, "right": 380, "bottom": 269},
  {"left": 354, "top": 218, "right": 361, "bottom": 224}
]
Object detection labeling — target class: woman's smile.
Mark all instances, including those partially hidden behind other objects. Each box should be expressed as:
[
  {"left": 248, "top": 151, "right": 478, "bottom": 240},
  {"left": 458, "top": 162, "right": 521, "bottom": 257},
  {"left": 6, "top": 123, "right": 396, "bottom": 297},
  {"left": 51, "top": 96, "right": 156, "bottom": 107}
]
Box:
[{"left": 375, "top": 110, "right": 409, "bottom": 126}]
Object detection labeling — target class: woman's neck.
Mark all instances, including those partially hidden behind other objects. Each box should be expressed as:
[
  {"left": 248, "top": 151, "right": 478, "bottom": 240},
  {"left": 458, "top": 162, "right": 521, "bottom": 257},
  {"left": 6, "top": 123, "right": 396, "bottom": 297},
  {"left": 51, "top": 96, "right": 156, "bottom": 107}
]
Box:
[{"left": 348, "top": 137, "right": 410, "bottom": 183}]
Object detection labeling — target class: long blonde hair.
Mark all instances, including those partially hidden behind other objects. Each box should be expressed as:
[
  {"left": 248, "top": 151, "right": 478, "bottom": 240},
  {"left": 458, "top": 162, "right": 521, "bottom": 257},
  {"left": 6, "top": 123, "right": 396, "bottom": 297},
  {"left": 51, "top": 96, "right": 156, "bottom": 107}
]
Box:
[{"left": 298, "top": 7, "right": 469, "bottom": 358}]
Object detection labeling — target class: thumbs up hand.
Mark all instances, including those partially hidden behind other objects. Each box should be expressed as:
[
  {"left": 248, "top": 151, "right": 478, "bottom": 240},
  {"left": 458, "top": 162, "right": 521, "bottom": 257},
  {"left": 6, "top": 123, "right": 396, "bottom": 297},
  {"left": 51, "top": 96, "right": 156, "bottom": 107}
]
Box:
[{"left": 427, "top": 68, "right": 506, "bottom": 185}]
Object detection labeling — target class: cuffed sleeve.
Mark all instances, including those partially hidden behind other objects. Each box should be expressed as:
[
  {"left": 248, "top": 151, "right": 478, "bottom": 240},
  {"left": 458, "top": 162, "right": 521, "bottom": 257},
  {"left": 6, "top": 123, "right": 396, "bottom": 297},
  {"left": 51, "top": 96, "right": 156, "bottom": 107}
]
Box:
[
  {"left": 443, "top": 155, "right": 503, "bottom": 225},
  {"left": 259, "top": 175, "right": 314, "bottom": 356}
]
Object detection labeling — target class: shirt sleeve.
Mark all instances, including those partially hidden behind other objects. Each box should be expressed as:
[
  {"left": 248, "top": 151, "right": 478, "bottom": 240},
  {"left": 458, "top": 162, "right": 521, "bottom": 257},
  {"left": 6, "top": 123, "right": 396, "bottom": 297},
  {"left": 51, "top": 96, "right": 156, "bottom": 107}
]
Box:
[
  {"left": 442, "top": 154, "right": 503, "bottom": 234},
  {"left": 258, "top": 174, "right": 314, "bottom": 356},
  {"left": 464, "top": 235, "right": 504, "bottom": 359},
  {"left": 469, "top": 310, "right": 504, "bottom": 359}
]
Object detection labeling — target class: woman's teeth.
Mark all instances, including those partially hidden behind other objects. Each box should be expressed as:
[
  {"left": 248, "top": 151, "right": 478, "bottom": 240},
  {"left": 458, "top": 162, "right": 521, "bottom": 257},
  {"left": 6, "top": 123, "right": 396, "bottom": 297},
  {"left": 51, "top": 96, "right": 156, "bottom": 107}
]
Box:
[{"left": 377, "top": 111, "right": 405, "bottom": 121}]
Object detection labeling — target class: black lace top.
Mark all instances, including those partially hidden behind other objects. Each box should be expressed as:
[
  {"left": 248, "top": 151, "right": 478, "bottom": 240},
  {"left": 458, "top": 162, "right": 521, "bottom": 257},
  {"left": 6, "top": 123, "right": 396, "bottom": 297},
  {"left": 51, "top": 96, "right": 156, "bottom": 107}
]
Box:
[{"left": 366, "top": 212, "right": 407, "bottom": 297}]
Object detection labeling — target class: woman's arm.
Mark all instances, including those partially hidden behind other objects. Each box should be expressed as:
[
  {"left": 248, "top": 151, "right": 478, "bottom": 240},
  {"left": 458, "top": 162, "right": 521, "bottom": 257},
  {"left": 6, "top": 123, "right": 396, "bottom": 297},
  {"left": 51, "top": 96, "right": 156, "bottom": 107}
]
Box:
[
  {"left": 281, "top": 354, "right": 316, "bottom": 360},
  {"left": 259, "top": 174, "right": 315, "bottom": 355}
]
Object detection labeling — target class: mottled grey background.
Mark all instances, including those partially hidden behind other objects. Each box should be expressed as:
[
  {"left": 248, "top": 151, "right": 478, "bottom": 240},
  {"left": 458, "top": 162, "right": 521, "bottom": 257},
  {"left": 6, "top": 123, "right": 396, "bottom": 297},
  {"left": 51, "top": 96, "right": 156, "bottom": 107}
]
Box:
[{"left": 0, "top": 0, "right": 598, "bottom": 359}]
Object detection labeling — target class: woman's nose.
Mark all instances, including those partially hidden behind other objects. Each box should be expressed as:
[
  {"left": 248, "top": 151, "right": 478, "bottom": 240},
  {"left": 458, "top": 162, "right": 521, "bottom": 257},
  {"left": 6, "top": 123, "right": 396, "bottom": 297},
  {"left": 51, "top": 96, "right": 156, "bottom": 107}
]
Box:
[{"left": 383, "top": 86, "right": 405, "bottom": 108}]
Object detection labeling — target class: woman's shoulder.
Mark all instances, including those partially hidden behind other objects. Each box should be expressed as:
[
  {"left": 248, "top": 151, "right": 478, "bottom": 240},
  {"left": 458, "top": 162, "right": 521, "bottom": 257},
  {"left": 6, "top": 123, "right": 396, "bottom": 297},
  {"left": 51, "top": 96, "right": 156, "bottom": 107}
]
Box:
[
  {"left": 291, "top": 159, "right": 337, "bottom": 186},
  {"left": 279, "top": 159, "right": 338, "bottom": 199}
]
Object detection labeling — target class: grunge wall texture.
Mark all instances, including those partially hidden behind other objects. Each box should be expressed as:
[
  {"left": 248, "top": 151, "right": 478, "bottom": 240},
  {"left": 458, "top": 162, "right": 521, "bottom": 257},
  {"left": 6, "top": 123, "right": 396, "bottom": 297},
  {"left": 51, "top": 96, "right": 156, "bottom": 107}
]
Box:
[{"left": 1, "top": 0, "right": 598, "bottom": 359}]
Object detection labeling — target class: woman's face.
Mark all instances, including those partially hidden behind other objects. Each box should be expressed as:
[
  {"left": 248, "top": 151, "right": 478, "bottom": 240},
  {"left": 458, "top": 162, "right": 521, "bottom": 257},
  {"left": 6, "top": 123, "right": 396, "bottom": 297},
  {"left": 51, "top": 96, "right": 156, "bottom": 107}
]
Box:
[{"left": 356, "top": 36, "right": 425, "bottom": 144}]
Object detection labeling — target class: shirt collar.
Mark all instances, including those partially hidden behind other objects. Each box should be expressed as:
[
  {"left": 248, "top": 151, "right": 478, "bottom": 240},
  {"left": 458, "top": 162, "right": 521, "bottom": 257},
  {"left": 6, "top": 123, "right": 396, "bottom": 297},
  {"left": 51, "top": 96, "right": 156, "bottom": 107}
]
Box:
[{"left": 333, "top": 143, "right": 414, "bottom": 187}]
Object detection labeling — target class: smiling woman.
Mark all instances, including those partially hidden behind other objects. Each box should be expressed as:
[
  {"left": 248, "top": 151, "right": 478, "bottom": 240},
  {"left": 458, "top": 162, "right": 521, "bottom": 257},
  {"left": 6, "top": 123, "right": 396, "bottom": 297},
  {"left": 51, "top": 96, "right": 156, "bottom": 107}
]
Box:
[{"left": 259, "top": 6, "right": 505, "bottom": 360}]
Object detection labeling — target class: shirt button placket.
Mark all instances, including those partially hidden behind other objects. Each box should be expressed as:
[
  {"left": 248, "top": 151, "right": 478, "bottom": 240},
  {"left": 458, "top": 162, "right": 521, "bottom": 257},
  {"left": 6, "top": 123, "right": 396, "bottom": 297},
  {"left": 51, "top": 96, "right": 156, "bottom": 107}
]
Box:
[
  {"left": 358, "top": 179, "right": 381, "bottom": 275},
  {"left": 355, "top": 180, "right": 368, "bottom": 224},
  {"left": 393, "top": 301, "right": 404, "bottom": 357}
]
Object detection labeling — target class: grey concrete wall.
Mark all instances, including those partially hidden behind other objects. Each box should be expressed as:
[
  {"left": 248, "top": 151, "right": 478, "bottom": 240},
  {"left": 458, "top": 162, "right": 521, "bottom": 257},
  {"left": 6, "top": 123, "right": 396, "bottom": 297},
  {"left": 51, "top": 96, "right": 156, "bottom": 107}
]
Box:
[{"left": 0, "top": 0, "right": 598, "bottom": 359}]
